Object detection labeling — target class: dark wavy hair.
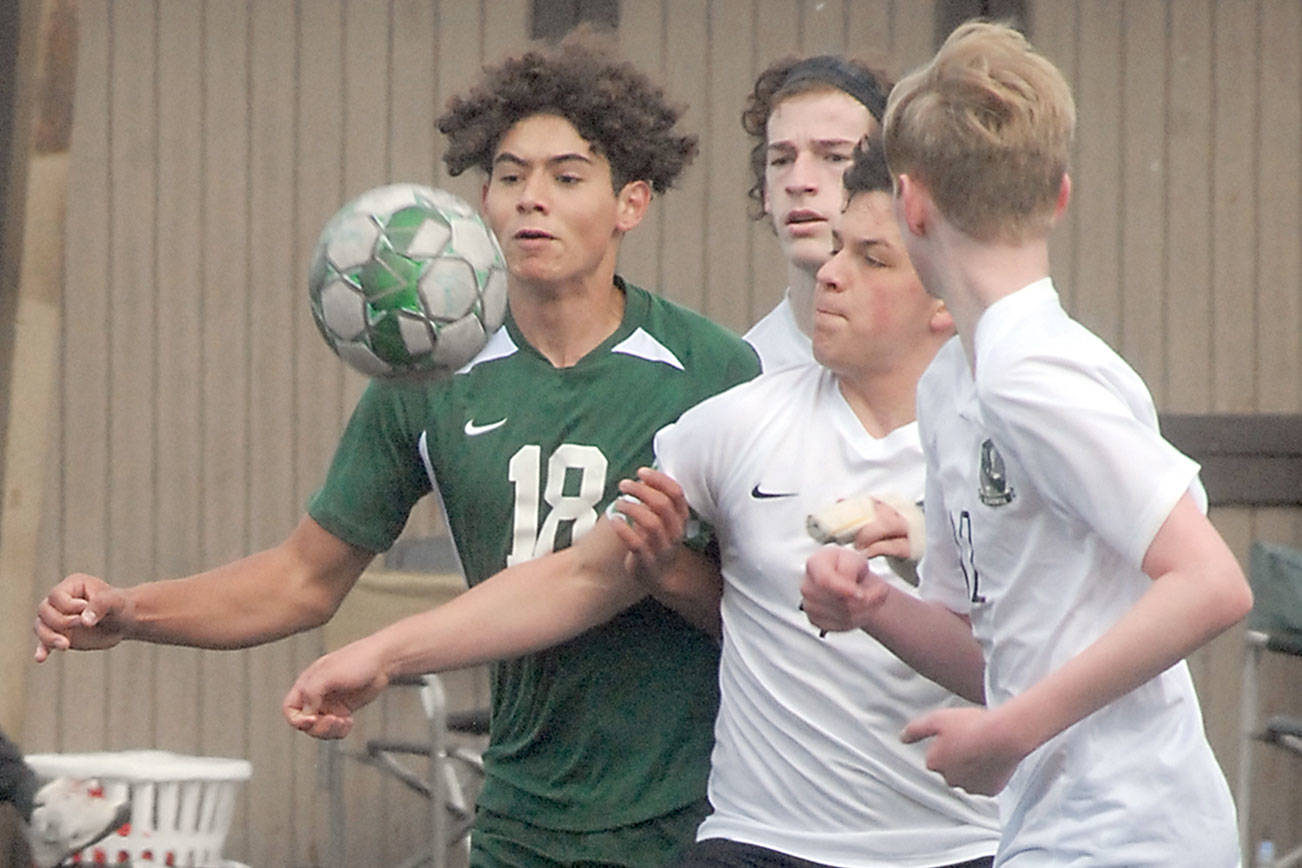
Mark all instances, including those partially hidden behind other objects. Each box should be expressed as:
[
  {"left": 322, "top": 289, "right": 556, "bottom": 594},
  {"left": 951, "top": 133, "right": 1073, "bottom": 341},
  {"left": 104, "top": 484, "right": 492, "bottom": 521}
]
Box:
[
  {"left": 438, "top": 27, "right": 697, "bottom": 193},
  {"left": 741, "top": 55, "right": 893, "bottom": 219}
]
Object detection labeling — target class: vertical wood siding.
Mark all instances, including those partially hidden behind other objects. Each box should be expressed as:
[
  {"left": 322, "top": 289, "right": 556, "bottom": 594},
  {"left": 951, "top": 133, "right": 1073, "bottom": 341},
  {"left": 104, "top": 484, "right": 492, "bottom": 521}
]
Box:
[{"left": 16, "top": 1, "right": 1300, "bottom": 863}]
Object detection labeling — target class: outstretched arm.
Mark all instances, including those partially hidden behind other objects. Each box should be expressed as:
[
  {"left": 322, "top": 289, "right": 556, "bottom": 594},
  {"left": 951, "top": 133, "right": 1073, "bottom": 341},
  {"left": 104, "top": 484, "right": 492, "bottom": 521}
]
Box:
[
  {"left": 284, "top": 509, "right": 669, "bottom": 739},
  {"left": 35, "top": 516, "right": 374, "bottom": 659},
  {"left": 901, "top": 493, "right": 1252, "bottom": 795}
]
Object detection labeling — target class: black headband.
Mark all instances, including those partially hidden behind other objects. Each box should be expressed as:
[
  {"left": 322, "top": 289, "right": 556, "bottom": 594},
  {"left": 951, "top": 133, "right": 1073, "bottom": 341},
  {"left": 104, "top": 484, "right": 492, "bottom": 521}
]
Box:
[{"left": 780, "top": 56, "right": 887, "bottom": 122}]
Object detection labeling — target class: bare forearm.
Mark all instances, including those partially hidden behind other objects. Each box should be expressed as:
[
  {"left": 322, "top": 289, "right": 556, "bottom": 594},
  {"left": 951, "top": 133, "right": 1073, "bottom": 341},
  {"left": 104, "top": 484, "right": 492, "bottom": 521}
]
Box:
[
  {"left": 366, "top": 526, "right": 648, "bottom": 678},
  {"left": 892, "top": 497, "right": 1252, "bottom": 799},
  {"left": 989, "top": 496, "right": 1251, "bottom": 759},
  {"left": 282, "top": 528, "right": 647, "bottom": 739},
  {"left": 802, "top": 546, "right": 984, "bottom": 700},
  {"left": 993, "top": 554, "right": 1250, "bottom": 758},
  {"left": 125, "top": 555, "right": 331, "bottom": 647},
  {"left": 643, "top": 547, "right": 722, "bottom": 638},
  {"left": 864, "top": 588, "right": 985, "bottom": 703},
  {"left": 124, "top": 517, "right": 371, "bottom": 648}
]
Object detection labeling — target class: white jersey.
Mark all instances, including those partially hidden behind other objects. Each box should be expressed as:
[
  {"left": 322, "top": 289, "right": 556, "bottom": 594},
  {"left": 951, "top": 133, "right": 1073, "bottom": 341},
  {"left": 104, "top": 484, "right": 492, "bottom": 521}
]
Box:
[
  {"left": 744, "top": 293, "right": 812, "bottom": 372},
  {"left": 916, "top": 279, "right": 1239, "bottom": 866},
  {"left": 655, "top": 364, "right": 999, "bottom": 868}
]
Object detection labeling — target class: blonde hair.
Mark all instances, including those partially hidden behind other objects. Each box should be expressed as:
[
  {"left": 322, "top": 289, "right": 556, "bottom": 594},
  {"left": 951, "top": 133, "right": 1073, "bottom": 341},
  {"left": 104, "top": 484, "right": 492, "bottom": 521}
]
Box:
[{"left": 883, "top": 20, "right": 1075, "bottom": 243}]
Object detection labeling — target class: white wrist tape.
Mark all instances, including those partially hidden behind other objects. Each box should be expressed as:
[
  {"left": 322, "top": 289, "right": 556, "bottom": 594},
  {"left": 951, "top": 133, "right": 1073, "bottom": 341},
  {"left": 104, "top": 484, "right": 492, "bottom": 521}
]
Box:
[{"left": 805, "top": 493, "right": 925, "bottom": 561}]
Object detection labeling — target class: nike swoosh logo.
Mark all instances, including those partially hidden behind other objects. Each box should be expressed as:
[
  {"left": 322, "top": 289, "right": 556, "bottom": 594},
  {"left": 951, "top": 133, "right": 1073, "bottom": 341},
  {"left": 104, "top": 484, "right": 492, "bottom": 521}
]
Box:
[
  {"left": 751, "top": 484, "right": 797, "bottom": 499},
  {"left": 464, "top": 418, "right": 507, "bottom": 436}
]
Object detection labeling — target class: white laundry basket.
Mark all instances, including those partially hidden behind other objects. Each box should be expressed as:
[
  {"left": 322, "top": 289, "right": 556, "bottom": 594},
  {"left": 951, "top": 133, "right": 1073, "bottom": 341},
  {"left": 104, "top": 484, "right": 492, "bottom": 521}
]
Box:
[{"left": 24, "top": 750, "right": 251, "bottom": 867}]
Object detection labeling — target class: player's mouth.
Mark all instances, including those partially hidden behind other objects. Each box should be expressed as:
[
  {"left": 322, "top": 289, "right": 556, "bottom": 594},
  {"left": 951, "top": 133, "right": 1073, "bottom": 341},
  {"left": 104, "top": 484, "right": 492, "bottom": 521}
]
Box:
[
  {"left": 784, "top": 210, "right": 826, "bottom": 234},
  {"left": 813, "top": 293, "right": 846, "bottom": 320},
  {"left": 512, "top": 228, "right": 557, "bottom": 250}
]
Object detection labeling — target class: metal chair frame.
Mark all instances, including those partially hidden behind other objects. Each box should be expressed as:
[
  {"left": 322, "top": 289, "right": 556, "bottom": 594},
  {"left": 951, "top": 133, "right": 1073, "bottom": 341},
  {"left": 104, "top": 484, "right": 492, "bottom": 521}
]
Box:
[
  {"left": 1236, "top": 542, "right": 1302, "bottom": 868},
  {"left": 324, "top": 673, "right": 487, "bottom": 868}
]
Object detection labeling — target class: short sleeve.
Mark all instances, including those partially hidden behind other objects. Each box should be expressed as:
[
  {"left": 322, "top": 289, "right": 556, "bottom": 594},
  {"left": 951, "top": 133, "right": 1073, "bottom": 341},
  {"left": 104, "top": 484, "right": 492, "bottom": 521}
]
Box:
[
  {"left": 307, "top": 379, "right": 434, "bottom": 553},
  {"left": 977, "top": 344, "right": 1200, "bottom": 569},
  {"left": 650, "top": 387, "right": 752, "bottom": 529}
]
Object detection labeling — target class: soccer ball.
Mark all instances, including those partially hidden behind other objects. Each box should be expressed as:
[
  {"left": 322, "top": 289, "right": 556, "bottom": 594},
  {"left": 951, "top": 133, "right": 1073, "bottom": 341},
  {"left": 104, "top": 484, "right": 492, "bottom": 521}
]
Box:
[{"left": 308, "top": 183, "right": 509, "bottom": 378}]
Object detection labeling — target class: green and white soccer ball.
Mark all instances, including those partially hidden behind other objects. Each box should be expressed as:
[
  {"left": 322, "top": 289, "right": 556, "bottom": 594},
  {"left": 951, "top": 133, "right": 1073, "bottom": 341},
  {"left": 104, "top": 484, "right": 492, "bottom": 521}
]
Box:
[{"left": 308, "top": 183, "right": 509, "bottom": 379}]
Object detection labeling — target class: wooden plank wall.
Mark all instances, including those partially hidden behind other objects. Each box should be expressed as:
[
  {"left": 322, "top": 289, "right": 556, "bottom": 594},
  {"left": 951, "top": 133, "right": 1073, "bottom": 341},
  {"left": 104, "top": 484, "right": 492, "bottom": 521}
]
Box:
[
  {"left": 12, "top": 1, "right": 1300, "bottom": 864},
  {"left": 1035, "top": 2, "right": 1302, "bottom": 858}
]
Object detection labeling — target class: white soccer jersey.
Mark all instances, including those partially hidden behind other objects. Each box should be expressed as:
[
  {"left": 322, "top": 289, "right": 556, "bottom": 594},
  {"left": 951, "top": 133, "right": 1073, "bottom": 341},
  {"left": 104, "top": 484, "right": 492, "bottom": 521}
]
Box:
[
  {"left": 916, "top": 279, "right": 1239, "bottom": 866},
  {"left": 655, "top": 364, "right": 1000, "bottom": 868},
  {"left": 744, "top": 292, "right": 813, "bottom": 372}
]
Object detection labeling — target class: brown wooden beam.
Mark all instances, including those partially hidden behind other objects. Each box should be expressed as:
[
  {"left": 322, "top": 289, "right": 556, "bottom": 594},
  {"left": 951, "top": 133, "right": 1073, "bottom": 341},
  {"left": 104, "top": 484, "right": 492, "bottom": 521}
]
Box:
[
  {"left": 0, "top": 2, "right": 40, "bottom": 464},
  {"left": 0, "top": 0, "right": 77, "bottom": 736},
  {"left": 1161, "top": 413, "right": 1302, "bottom": 507}
]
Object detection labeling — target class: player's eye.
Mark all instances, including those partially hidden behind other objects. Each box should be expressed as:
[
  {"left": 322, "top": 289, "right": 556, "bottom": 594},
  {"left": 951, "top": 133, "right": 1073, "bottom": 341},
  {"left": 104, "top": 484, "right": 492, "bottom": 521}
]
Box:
[{"left": 768, "top": 155, "right": 792, "bottom": 168}]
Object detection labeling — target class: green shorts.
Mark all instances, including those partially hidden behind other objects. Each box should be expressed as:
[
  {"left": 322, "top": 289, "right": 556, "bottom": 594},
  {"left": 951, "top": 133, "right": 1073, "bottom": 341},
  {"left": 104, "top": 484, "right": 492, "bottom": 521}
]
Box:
[{"left": 470, "top": 800, "right": 710, "bottom": 868}]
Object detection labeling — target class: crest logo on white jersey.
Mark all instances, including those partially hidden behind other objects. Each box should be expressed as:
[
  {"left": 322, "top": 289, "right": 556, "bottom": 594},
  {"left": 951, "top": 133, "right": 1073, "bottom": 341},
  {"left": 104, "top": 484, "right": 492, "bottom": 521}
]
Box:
[{"left": 978, "top": 438, "right": 1015, "bottom": 506}]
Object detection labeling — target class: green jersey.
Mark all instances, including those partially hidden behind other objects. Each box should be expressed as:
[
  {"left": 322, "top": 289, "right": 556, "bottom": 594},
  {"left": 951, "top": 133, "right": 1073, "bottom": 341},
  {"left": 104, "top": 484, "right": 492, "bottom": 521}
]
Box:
[{"left": 308, "top": 278, "right": 759, "bottom": 836}]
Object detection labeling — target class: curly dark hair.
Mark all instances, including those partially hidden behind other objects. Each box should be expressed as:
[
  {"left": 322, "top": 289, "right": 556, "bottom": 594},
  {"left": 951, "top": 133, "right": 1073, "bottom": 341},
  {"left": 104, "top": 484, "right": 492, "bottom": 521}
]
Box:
[
  {"left": 741, "top": 55, "right": 893, "bottom": 219},
  {"left": 438, "top": 27, "right": 697, "bottom": 194}
]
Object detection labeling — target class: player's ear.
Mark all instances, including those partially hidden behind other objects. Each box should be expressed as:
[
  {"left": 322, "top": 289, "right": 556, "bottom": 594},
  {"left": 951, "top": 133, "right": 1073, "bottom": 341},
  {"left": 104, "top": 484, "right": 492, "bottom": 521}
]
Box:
[
  {"left": 614, "top": 179, "right": 652, "bottom": 233},
  {"left": 929, "top": 299, "right": 955, "bottom": 336},
  {"left": 1052, "top": 173, "right": 1072, "bottom": 222},
  {"left": 896, "top": 173, "right": 931, "bottom": 239},
  {"left": 481, "top": 181, "right": 490, "bottom": 211}
]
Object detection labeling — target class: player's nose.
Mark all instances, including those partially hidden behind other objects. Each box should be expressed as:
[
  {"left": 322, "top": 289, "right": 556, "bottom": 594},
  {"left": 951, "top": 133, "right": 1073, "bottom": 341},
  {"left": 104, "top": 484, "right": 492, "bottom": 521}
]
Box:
[
  {"left": 515, "top": 173, "right": 550, "bottom": 213},
  {"left": 816, "top": 256, "right": 843, "bottom": 291},
  {"left": 785, "top": 152, "right": 819, "bottom": 193}
]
